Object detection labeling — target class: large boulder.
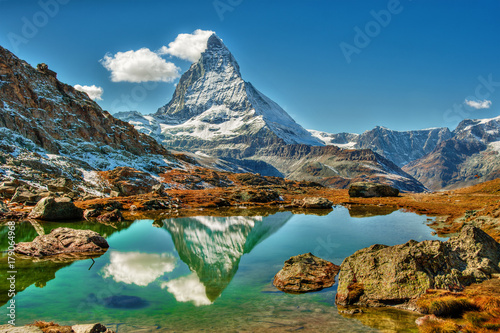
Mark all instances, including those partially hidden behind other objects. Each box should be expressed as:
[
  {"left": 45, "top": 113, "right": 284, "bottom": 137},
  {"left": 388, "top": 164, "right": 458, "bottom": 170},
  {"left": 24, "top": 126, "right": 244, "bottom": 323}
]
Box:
[
  {"left": 348, "top": 182, "right": 399, "bottom": 198},
  {"left": 232, "top": 188, "right": 281, "bottom": 203},
  {"left": 29, "top": 196, "right": 83, "bottom": 221},
  {"left": 292, "top": 197, "right": 333, "bottom": 209},
  {"left": 273, "top": 253, "right": 340, "bottom": 293},
  {"left": 14, "top": 227, "right": 109, "bottom": 257},
  {"left": 336, "top": 225, "right": 500, "bottom": 307}
]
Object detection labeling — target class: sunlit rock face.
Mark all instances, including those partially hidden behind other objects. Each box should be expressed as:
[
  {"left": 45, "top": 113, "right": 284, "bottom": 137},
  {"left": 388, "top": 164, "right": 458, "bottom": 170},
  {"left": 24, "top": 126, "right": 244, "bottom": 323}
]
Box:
[
  {"left": 162, "top": 212, "right": 292, "bottom": 302},
  {"left": 102, "top": 251, "right": 176, "bottom": 286},
  {"left": 0, "top": 45, "right": 180, "bottom": 195}
]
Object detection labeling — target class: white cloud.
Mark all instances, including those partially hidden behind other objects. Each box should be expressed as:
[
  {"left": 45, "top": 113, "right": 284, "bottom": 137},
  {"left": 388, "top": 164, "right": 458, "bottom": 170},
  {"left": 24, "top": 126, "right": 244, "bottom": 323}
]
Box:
[
  {"left": 159, "top": 29, "right": 215, "bottom": 62},
  {"left": 464, "top": 99, "right": 492, "bottom": 109},
  {"left": 161, "top": 272, "right": 212, "bottom": 306},
  {"left": 74, "top": 84, "right": 103, "bottom": 101},
  {"left": 100, "top": 48, "right": 180, "bottom": 83},
  {"left": 102, "top": 251, "right": 176, "bottom": 286}
]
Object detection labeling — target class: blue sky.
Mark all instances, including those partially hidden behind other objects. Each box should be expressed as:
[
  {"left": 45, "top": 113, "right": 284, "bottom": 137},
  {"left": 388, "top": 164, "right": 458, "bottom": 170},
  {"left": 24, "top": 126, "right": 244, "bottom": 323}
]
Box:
[{"left": 1, "top": 0, "right": 499, "bottom": 134}]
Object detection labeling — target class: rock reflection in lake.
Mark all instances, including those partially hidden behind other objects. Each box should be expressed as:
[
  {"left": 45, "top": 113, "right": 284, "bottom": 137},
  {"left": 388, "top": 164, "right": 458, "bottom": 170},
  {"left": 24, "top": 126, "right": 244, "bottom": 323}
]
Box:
[
  {"left": 0, "top": 220, "right": 131, "bottom": 307},
  {"left": 161, "top": 212, "right": 292, "bottom": 303},
  {"left": 347, "top": 204, "right": 398, "bottom": 218},
  {"left": 338, "top": 306, "right": 421, "bottom": 333}
]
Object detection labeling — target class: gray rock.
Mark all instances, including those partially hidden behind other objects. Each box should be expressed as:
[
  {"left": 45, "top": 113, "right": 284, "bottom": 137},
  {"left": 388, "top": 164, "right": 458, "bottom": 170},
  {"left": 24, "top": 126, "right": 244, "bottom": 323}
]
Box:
[
  {"left": 335, "top": 225, "right": 500, "bottom": 307},
  {"left": 273, "top": 252, "right": 340, "bottom": 293},
  {"left": 348, "top": 182, "right": 399, "bottom": 198},
  {"left": 0, "top": 182, "right": 18, "bottom": 198},
  {"left": 47, "top": 177, "right": 74, "bottom": 193},
  {"left": 293, "top": 197, "right": 333, "bottom": 209},
  {"left": 28, "top": 196, "right": 83, "bottom": 221},
  {"left": 10, "top": 186, "right": 44, "bottom": 204},
  {"left": 14, "top": 227, "right": 109, "bottom": 257}
]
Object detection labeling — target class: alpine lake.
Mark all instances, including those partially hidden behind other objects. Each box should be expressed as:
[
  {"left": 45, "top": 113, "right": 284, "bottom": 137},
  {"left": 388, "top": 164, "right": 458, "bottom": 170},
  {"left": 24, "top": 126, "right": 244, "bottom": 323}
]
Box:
[{"left": 0, "top": 205, "right": 445, "bottom": 332}]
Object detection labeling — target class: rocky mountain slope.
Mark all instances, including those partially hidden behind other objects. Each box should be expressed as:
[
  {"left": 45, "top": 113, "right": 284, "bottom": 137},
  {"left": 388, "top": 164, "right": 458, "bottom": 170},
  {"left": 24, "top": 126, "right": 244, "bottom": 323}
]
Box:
[
  {"left": 116, "top": 34, "right": 426, "bottom": 192},
  {"left": 310, "top": 126, "right": 452, "bottom": 167},
  {"left": 403, "top": 116, "right": 500, "bottom": 190},
  {"left": 250, "top": 144, "right": 427, "bottom": 192},
  {"left": 0, "top": 45, "right": 182, "bottom": 196}
]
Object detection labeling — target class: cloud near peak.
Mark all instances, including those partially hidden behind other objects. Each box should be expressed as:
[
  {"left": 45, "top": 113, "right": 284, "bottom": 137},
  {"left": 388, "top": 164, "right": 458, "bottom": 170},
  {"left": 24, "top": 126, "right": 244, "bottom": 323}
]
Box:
[
  {"left": 100, "top": 29, "right": 215, "bottom": 83},
  {"left": 464, "top": 99, "right": 492, "bottom": 109},
  {"left": 100, "top": 48, "right": 180, "bottom": 83},
  {"left": 74, "top": 84, "right": 103, "bottom": 101},
  {"left": 159, "top": 29, "right": 215, "bottom": 62}
]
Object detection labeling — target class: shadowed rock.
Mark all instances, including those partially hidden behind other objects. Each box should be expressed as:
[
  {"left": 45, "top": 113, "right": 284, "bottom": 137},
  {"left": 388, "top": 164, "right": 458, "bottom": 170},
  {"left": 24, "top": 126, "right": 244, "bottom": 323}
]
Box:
[
  {"left": 28, "top": 196, "right": 83, "bottom": 221},
  {"left": 348, "top": 182, "right": 399, "bottom": 198},
  {"left": 273, "top": 252, "right": 340, "bottom": 293}
]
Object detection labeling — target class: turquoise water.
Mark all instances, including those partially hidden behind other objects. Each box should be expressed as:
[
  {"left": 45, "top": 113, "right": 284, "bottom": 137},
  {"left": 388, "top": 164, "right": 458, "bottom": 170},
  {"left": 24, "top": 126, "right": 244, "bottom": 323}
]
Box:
[{"left": 1, "top": 206, "right": 443, "bottom": 332}]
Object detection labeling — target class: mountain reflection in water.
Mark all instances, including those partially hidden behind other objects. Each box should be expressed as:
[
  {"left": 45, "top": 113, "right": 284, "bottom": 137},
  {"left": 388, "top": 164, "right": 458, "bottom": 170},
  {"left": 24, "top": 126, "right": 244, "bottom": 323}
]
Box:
[{"left": 161, "top": 212, "right": 292, "bottom": 303}]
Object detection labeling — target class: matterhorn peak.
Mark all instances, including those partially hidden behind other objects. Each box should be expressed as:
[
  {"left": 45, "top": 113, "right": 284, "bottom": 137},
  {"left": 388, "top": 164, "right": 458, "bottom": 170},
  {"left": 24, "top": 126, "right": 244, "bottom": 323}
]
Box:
[
  {"left": 206, "top": 33, "right": 225, "bottom": 50},
  {"left": 146, "top": 34, "right": 323, "bottom": 150}
]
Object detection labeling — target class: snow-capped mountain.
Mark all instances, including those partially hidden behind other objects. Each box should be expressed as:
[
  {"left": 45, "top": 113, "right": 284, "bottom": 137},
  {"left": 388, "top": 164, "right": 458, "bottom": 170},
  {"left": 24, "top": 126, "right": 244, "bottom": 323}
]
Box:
[
  {"left": 116, "top": 34, "right": 322, "bottom": 155},
  {"left": 403, "top": 116, "right": 500, "bottom": 190},
  {"left": 0, "top": 45, "right": 181, "bottom": 195},
  {"left": 310, "top": 126, "right": 452, "bottom": 167},
  {"left": 116, "top": 35, "right": 427, "bottom": 192}
]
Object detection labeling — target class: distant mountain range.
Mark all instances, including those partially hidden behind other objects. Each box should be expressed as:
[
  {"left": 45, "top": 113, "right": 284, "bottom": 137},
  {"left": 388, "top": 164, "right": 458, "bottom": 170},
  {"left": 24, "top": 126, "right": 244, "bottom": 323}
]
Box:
[
  {"left": 310, "top": 117, "right": 500, "bottom": 190},
  {"left": 403, "top": 116, "right": 500, "bottom": 190},
  {"left": 309, "top": 127, "right": 453, "bottom": 168}
]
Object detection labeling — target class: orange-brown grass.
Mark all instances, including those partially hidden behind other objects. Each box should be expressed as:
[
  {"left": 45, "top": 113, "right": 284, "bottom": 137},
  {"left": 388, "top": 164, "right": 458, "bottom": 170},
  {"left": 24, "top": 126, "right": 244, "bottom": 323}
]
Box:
[
  {"left": 417, "top": 291, "right": 477, "bottom": 318},
  {"left": 31, "top": 321, "right": 74, "bottom": 333},
  {"left": 417, "top": 280, "right": 500, "bottom": 333},
  {"left": 419, "top": 320, "right": 461, "bottom": 333}
]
